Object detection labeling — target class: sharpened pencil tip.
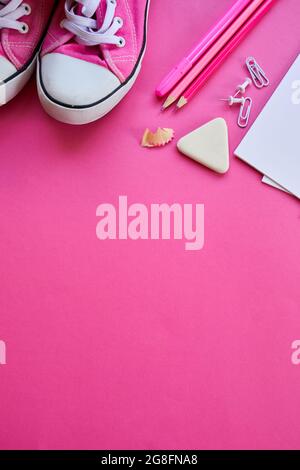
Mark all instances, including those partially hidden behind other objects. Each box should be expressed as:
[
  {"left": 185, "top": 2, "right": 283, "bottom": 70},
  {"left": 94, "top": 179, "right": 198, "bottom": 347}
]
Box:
[
  {"left": 162, "top": 95, "right": 176, "bottom": 110},
  {"left": 177, "top": 97, "right": 187, "bottom": 109}
]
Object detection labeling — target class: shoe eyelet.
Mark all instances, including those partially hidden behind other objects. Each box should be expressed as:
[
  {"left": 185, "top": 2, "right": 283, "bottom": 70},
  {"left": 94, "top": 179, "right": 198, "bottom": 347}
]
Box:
[
  {"left": 117, "top": 37, "right": 126, "bottom": 47},
  {"left": 23, "top": 3, "right": 31, "bottom": 15},
  {"left": 20, "top": 22, "right": 29, "bottom": 34},
  {"left": 115, "top": 17, "right": 123, "bottom": 27}
]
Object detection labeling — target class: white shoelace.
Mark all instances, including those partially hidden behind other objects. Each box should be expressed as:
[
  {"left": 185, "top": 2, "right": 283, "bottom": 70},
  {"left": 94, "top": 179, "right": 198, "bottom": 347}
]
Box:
[
  {"left": 62, "top": 0, "right": 125, "bottom": 47},
  {"left": 0, "top": 0, "right": 30, "bottom": 33}
]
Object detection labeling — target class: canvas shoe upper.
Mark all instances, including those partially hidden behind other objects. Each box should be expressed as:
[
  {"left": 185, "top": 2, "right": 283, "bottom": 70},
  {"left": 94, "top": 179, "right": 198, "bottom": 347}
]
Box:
[
  {"left": 38, "top": 0, "right": 150, "bottom": 124},
  {"left": 0, "top": 0, "right": 55, "bottom": 104}
]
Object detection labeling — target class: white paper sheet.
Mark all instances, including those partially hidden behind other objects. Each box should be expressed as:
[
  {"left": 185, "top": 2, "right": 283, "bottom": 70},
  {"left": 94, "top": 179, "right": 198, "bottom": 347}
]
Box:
[
  {"left": 262, "top": 175, "right": 289, "bottom": 193},
  {"left": 0, "top": 82, "right": 6, "bottom": 106},
  {"left": 235, "top": 55, "right": 300, "bottom": 199}
]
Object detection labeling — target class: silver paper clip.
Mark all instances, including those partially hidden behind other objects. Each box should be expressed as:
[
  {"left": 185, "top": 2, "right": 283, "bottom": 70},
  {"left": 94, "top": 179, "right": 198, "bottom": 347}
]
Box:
[
  {"left": 246, "top": 57, "right": 269, "bottom": 89},
  {"left": 238, "top": 97, "right": 252, "bottom": 128}
]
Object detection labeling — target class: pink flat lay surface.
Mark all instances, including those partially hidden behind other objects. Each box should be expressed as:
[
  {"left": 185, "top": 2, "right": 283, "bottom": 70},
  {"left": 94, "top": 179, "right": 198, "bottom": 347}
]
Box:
[{"left": 0, "top": 0, "right": 300, "bottom": 450}]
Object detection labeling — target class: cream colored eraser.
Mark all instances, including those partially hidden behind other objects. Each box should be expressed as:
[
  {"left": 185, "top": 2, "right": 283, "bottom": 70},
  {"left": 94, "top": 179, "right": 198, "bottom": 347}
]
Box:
[{"left": 177, "top": 118, "right": 229, "bottom": 174}]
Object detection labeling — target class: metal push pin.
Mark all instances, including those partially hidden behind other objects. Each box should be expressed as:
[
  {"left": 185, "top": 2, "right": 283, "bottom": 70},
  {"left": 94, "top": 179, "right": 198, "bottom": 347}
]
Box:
[
  {"left": 221, "top": 94, "right": 252, "bottom": 128},
  {"left": 220, "top": 96, "right": 246, "bottom": 106},
  {"left": 233, "top": 77, "right": 252, "bottom": 97}
]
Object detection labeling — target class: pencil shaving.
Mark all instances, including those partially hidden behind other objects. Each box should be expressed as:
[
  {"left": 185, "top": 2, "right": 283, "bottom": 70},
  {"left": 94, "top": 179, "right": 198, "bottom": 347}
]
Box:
[{"left": 141, "top": 128, "right": 174, "bottom": 148}]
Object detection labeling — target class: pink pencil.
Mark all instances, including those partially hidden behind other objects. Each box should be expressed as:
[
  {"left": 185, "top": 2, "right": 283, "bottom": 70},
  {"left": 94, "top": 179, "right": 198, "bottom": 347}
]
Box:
[
  {"left": 162, "top": 0, "right": 266, "bottom": 109},
  {"left": 177, "top": 0, "right": 276, "bottom": 108},
  {"left": 156, "top": 0, "right": 253, "bottom": 98}
]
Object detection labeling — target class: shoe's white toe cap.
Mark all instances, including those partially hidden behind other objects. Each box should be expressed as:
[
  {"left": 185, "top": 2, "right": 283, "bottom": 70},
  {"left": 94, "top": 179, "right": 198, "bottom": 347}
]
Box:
[
  {"left": 0, "top": 56, "right": 17, "bottom": 81},
  {"left": 40, "top": 53, "right": 121, "bottom": 106}
]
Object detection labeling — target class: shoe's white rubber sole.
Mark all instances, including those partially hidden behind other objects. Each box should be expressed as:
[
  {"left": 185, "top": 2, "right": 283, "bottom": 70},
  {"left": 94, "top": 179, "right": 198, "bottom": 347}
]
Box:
[
  {"left": 37, "top": 0, "right": 150, "bottom": 125},
  {"left": 0, "top": 55, "right": 37, "bottom": 106}
]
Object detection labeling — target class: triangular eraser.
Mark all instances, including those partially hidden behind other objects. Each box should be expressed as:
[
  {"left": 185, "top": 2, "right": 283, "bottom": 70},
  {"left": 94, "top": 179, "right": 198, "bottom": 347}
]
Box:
[{"left": 177, "top": 118, "right": 229, "bottom": 174}]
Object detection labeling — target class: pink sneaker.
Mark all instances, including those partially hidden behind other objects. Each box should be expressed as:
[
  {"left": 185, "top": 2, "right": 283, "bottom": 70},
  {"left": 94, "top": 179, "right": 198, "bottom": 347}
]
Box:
[
  {"left": 37, "top": 0, "right": 150, "bottom": 125},
  {"left": 0, "top": 0, "right": 55, "bottom": 105}
]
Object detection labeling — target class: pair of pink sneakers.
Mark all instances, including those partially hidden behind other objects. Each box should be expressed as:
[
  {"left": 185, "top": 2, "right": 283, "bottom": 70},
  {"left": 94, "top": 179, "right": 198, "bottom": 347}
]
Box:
[{"left": 0, "top": 0, "right": 150, "bottom": 124}]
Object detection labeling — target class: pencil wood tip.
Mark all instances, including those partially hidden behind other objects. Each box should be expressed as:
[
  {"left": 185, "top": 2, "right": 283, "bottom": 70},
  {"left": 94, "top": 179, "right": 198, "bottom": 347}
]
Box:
[
  {"left": 177, "top": 97, "right": 188, "bottom": 109},
  {"left": 162, "top": 95, "right": 176, "bottom": 110}
]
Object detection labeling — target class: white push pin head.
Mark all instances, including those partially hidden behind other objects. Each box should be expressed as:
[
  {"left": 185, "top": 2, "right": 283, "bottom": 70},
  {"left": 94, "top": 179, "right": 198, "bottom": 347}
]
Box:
[
  {"left": 221, "top": 96, "right": 245, "bottom": 106},
  {"left": 234, "top": 77, "right": 252, "bottom": 97}
]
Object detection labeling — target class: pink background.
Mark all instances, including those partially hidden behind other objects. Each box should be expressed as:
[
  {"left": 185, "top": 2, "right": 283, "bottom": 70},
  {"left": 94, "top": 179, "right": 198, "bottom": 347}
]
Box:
[{"left": 0, "top": 0, "right": 300, "bottom": 450}]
